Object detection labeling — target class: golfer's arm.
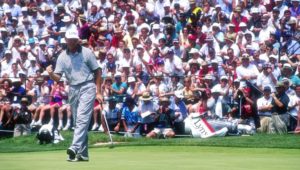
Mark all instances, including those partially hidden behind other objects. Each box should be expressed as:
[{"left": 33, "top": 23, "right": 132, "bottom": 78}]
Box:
[{"left": 49, "top": 72, "right": 62, "bottom": 82}]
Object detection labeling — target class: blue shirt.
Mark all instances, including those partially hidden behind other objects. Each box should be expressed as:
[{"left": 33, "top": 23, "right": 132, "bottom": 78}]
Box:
[
  {"left": 121, "top": 106, "right": 141, "bottom": 125},
  {"left": 112, "top": 82, "right": 127, "bottom": 102}
]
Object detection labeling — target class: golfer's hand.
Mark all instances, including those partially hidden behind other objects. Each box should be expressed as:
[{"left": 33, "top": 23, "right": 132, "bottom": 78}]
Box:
[{"left": 46, "top": 65, "right": 54, "bottom": 75}]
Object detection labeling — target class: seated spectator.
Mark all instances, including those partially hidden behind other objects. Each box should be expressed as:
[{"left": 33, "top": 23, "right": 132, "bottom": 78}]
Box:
[
  {"left": 232, "top": 86, "right": 257, "bottom": 131},
  {"left": 126, "top": 76, "right": 146, "bottom": 102},
  {"left": 257, "top": 63, "right": 277, "bottom": 93},
  {"left": 138, "top": 92, "right": 158, "bottom": 135},
  {"left": 91, "top": 99, "right": 102, "bottom": 131},
  {"left": 170, "top": 90, "right": 188, "bottom": 134},
  {"left": 208, "top": 88, "right": 232, "bottom": 119},
  {"left": 121, "top": 97, "right": 141, "bottom": 137},
  {"left": 269, "top": 82, "right": 290, "bottom": 134},
  {"left": 38, "top": 81, "right": 64, "bottom": 126},
  {"left": 257, "top": 86, "right": 273, "bottom": 133},
  {"left": 101, "top": 97, "right": 121, "bottom": 133},
  {"left": 146, "top": 97, "right": 176, "bottom": 139},
  {"left": 111, "top": 72, "right": 127, "bottom": 107},
  {"left": 30, "top": 77, "right": 51, "bottom": 127},
  {"left": 58, "top": 104, "right": 72, "bottom": 131},
  {"left": 13, "top": 97, "right": 31, "bottom": 137}
]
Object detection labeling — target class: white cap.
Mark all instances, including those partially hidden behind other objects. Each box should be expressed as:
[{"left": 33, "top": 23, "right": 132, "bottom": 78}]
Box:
[
  {"left": 280, "top": 55, "right": 288, "bottom": 61},
  {"left": 139, "top": 23, "right": 150, "bottom": 31},
  {"left": 239, "top": 22, "right": 247, "bottom": 27},
  {"left": 269, "top": 55, "right": 278, "bottom": 60},
  {"left": 212, "top": 23, "right": 220, "bottom": 29},
  {"left": 136, "top": 44, "right": 144, "bottom": 50},
  {"left": 14, "top": 36, "right": 21, "bottom": 41},
  {"left": 21, "top": 7, "right": 28, "bottom": 11},
  {"left": 128, "top": 77, "right": 136, "bottom": 83},
  {"left": 211, "top": 59, "right": 218, "bottom": 64},
  {"left": 0, "top": 27, "right": 8, "bottom": 32},
  {"left": 189, "top": 48, "right": 199, "bottom": 54},
  {"left": 5, "top": 9, "right": 11, "bottom": 14},
  {"left": 65, "top": 30, "right": 79, "bottom": 39},
  {"left": 220, "top": 76, "right": 228, "bottom": 80},
  {"left": 37, "top": 16, "right": 45, "bottom": 21},
  {"left": 62, "top": 16, "right": 72, "bottom": 22},
  {"left": 39, "top": 40, "right": 46, "bottom": 45},
  {"left": 152, "top": 24, "right": 160, "bottom": 30},
  {"left": 5, "top": 50, "right": 11, "bottom": 55},
  {"left": 114, "top": 72, "right": 122, "bottom": 77},
  {"left": 251, "top": 8, "right": 260, "bottom": 14},
  {"left": 0, "top": 40, "right": 3, "bottom": 44},
  {"left": 283, "top": 63, "right": 292, "bottom": 68}
]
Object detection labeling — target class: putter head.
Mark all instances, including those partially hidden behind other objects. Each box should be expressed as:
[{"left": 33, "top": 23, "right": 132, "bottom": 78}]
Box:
[{"left": 108, "top": 142, "right": 114, "bottom": 149}]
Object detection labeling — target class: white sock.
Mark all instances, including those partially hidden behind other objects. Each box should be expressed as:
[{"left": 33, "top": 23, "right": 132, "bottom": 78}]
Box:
[
  {"left": 67, "top": 119, "right": 71, "bottom": 124},
  {"left": 49, "top": 119, "right": 53, "bottom": 125},
  {"left": 58, "top": 120, "right": 63, "bottom": 127}
]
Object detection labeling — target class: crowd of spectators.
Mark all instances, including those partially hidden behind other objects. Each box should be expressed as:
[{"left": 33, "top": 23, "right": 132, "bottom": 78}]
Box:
[{"left": 0, "top": 0, "right": 299, "bottom": 138}]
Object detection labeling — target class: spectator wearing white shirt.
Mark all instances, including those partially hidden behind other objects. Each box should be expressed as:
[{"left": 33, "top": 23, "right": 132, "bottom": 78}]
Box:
[
  {"left": 236, "top": 54, "right": 259, "bottom": 85},
  {"left": 126, "top": 77, "right": 146, "bottom": 101},
  {"left": 256, "top": 63, "right": 277, "bottom": 93},
  {"left": 138, "top": 92, "right": 159, "bottom": 134},
  {"left": 257, "top": 86, "right": 273, "bottom": 133},
  {"left": 163, "top": 48, "right": 184, "bottom": 76}
]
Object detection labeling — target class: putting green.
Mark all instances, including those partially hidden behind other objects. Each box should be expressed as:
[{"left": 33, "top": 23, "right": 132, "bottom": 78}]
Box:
[{"left": 0, "top": 146, "right": 299, "bottom": 170}]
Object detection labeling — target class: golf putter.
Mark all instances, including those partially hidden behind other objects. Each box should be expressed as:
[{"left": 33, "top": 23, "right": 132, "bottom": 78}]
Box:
[{"left": 103, "top": 111, "right": 114, "bottom": 148}]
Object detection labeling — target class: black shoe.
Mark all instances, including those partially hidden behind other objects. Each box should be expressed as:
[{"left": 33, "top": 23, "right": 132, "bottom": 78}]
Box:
[
  {"left": 77, "top": 155, "right": 89, "bottom": 162},
  {"left": 67, "top": 148, "right": 77, "bottom": 161}
]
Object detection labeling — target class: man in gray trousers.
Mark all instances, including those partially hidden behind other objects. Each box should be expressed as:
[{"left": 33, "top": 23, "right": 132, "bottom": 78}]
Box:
[{"left": 47, "top": 29, "right": 102, "bottom": 162}]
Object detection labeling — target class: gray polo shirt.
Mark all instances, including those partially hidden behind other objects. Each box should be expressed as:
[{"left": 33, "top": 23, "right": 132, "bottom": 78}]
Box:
[{"left": 54, "top": 46, "right": 100, "bottom": 86}]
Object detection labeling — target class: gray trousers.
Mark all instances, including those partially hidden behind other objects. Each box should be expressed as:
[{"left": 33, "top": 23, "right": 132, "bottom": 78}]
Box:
[{"left": 69, "top": 81, "right": 96, "bottom": 157}]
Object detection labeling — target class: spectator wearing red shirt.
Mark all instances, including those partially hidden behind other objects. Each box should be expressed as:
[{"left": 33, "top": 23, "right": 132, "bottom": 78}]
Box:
[
  {"left": 111, "top": 27, "right": 123, "bottom": 48},
  {"left": 231, "top": 6, "right": 248, "bottom": 33}
]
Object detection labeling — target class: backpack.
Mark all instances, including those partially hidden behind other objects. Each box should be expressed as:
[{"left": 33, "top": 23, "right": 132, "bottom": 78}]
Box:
[{"left": 36, "top": 124, "right": 64, "bottom": 144}]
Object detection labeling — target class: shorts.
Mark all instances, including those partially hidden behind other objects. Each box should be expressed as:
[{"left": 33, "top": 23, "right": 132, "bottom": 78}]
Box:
[
  {"left": 152, "top": 128, "right": 174, "bottom": 137},
  {"left": 50, "top": 101, "right": 63, "bottom": 107}
]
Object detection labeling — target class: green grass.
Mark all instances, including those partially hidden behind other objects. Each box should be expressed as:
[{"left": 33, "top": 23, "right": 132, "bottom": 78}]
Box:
[
  {"left": 0, "top": 132, "right": 300, "bottom": 170},
  {"left": 0, "top": 146, "right": 299, "bottom": 170},
  {"left": 0, "top": 132, "right": 300, "bottom": 153}
]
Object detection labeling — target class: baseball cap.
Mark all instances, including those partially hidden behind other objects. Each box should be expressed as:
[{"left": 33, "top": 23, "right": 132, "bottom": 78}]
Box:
[
  {"left": 263, "top": 86, "right": 271, "bottom": 92},
  {"left": 152, "top": 24, "right": 160, "bottom": 30},
  {"left": 65, "top": 30, "right": 79, "bottom": 39},
  {"left": 128, "top": 77, "right": 136, "bottom": 83},
  {"left": 275, "top": 82, "right": 284, "bottom": 88},
  {"left": 136, "top": 44, "right": 144, "bottom": 50}
]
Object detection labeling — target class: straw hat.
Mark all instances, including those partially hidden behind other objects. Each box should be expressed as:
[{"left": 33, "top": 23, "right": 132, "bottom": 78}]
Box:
[{"left": 140, "top": 92, "right": 153, "bottom": 101}]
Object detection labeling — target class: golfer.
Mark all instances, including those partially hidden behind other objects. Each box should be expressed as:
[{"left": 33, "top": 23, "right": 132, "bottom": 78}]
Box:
[{"left": 46, "top": 30, "right": 102, "bottom": 162}]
